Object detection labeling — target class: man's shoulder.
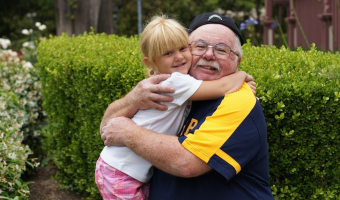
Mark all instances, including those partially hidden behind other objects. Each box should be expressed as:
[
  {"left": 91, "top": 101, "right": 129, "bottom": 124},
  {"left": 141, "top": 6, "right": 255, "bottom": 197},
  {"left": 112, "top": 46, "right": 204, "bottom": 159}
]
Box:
[{"left": 219, "top": 83, "right": 256, "bottom": 111}]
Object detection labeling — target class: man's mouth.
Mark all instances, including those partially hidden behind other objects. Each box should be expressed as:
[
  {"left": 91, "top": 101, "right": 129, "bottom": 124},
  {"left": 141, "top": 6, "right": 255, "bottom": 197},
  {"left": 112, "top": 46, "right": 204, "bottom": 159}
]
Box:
[
  {"left": 199, "top": 65, "right": 218, "bottom": 70},
  {"left": 194, "top": 60, "right": 221, "bottom": 73}
]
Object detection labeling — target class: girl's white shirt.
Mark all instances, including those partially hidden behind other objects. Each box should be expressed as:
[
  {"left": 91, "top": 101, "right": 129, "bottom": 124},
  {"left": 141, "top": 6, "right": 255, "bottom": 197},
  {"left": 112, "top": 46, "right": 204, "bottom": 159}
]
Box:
[{"left": 100, "top": 72, "right": 202, "bottom": 182}]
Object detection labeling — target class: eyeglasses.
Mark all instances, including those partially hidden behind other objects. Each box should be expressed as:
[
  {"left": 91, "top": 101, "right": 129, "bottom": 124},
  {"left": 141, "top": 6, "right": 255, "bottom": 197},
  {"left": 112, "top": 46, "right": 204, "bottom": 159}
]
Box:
[{"left": 189, "top": 40, "right": 239, "bottom": 59}]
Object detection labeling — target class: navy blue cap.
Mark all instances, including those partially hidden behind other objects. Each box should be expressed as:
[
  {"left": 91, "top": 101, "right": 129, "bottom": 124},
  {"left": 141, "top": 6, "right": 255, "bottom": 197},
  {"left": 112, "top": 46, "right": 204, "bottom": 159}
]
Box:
[{"left": 188, "top": 12, "right": 245, "bottom": 45}]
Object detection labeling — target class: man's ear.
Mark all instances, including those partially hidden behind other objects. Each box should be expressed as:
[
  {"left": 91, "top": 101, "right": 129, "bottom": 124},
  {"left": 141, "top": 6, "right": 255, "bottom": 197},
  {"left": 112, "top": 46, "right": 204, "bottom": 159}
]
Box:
[
  {"left": 143, "top": 57, "right": 150, "bottom": 66},
  {"left": 237, "top": 56, "right": 242, "bottom": 66}
]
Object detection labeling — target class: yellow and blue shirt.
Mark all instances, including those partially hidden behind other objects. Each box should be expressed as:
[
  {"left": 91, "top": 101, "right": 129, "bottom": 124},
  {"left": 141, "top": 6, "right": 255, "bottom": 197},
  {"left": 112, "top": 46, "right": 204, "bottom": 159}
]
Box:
[{"left": 149, "top": 83, "right": 274, "bottom": 199}]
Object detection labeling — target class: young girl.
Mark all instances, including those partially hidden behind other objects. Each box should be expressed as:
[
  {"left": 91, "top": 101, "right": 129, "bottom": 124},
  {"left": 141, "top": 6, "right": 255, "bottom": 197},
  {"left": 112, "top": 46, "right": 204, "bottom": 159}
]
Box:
[{"left": 95, "top": 15, "right": 254, "bottom": 200}]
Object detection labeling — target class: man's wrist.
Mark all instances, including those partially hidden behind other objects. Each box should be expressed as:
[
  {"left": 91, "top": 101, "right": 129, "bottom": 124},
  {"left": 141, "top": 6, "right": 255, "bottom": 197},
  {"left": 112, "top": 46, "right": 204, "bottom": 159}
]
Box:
[{"left": 125, "top": 92, "right": 140, "bottom": 113}]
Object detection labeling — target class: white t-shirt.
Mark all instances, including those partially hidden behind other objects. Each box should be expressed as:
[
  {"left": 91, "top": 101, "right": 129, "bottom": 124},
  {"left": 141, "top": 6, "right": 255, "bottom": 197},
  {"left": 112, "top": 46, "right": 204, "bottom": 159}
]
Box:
[{"left": 100, "top": 72, "right": 202, "bottom": 182}]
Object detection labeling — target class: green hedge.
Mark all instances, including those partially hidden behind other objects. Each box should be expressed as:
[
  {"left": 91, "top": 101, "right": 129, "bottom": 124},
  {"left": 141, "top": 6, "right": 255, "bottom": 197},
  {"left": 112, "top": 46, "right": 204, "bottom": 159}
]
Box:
[
  {"left": 240, "top": 43, "right": 340, "bottom": 199},
  {"left": 37, "top": 33, "right": 340, "bottom": 199},
  {"left": 37, "top": 32, "right": 146, "bottom": 198}
]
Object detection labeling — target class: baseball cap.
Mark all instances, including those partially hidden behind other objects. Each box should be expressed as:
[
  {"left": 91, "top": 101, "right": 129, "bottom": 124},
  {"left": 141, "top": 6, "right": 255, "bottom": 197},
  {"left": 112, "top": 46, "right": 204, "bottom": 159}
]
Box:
[{"left": 188, "top": 12, "right": 245, "bottom": 45}]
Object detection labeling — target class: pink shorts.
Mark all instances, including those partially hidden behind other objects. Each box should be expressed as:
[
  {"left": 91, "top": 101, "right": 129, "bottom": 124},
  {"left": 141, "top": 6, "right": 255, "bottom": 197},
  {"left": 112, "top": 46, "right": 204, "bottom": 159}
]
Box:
[{"left": 95, "top": 156, "right": 150, "bottom": 200}]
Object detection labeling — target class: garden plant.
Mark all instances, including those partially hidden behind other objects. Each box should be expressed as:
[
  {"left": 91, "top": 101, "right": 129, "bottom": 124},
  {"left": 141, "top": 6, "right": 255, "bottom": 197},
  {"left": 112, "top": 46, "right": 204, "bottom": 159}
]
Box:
[{"left": 0, "top": 38, "right": 43, "bottom": 199}]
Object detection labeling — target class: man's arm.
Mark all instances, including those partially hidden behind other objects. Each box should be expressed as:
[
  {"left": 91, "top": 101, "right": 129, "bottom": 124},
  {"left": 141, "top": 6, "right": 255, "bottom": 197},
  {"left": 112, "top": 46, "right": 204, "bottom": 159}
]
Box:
[
  {"left": 101, "top": 117, "right": 212, "bottom": 177},
  {"left": 100, "top": 74, "right": 175, "bottom": 133}
]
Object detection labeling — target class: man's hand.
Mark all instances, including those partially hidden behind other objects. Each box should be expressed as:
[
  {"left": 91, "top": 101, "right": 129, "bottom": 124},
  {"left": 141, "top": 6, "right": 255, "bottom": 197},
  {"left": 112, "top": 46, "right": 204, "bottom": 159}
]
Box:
[
  {"left": 101, "top": 117, "right": 134, "bottom": 146},
  {"left": 130, "top": 74, "right": 175, "bottom": 111},
  {"left": 245, "top": 74, "right": 256, "bottom": 96}
]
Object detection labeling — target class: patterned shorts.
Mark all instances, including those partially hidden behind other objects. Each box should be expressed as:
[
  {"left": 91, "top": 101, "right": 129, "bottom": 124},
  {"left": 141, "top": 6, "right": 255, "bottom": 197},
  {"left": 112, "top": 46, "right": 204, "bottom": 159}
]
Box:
[{"left": 95, "top": 156, "right": 150, "bottom": 200}]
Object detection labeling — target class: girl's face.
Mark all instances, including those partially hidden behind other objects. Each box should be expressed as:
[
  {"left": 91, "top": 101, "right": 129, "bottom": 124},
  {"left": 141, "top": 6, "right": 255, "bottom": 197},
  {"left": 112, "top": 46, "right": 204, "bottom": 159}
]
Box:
[{"left": 152, "top": 45, "right": 192, "bottom": 75}]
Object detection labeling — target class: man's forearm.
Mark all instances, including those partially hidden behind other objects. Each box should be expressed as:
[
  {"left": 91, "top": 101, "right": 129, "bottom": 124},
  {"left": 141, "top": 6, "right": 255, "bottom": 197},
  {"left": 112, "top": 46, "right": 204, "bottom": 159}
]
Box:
[{"left": 119, "top": 123, "right": 211, "bottom": 177}]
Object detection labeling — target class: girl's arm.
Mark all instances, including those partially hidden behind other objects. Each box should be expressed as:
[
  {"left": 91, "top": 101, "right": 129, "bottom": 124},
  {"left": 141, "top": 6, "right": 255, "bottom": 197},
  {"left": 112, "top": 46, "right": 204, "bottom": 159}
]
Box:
[{"left": 189, "top": 71, "right": 252, "bottom": 100}]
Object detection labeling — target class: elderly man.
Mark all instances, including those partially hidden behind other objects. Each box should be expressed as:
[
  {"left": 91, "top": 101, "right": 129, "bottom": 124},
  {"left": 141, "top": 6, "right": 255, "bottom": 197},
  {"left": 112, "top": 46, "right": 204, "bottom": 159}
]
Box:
[{"left": 100, "top": 12, "right": 274, "bottom": 199}]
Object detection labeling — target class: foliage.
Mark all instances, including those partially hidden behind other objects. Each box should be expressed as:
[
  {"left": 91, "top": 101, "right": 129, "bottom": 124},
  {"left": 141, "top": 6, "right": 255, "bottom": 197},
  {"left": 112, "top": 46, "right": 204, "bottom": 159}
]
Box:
[
  {"left": 114, "top": 0, "right": 204, "bottom": 36},
  {"left": 0, "top": 0, "right": 55, "bottom": 51},
  {"left": 37, "top": 32, "right": 146, "bottom": 199},
  {"left": 240, "top": 42, "right": 340, "bottom": 199},
  {"left": 0, "top": 0, "right": 266, "bottom": 46},
  {"left": 113, "top": 0, "right": 265, "bottom": 36},
  {"left": 0, "top": 42, "right": 42, "bottom": 199}
]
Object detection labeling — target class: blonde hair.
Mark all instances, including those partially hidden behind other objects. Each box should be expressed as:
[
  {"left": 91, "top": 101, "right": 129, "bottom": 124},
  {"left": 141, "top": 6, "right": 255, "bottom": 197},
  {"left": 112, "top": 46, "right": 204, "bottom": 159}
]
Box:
[{"left": 140, "top": 15, "right": 189, "bottom": 77}]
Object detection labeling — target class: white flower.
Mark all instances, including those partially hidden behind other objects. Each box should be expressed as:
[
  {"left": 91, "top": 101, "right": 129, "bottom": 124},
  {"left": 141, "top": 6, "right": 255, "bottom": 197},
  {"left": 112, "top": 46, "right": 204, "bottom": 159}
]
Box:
[
  {"left": 35, "top": 22, "right": 41, "bottom": 27},
  {"left": 29, "top": 29, "right": 33, "bottom": 33},
  {"left": 33, "top": 130, "right": 41, "bottom": 137},
  {"left": 34, "top": 162, "right": 40, "bottom": 167},
  {"left": 23, "top": 61, "right": 34, "bottom": 69},
  {"left": 8, "top": 152, "right": 17, "bottom": 160},
  {"left": 2, "top": 142, "right": 7, "bottom": 149},
  {"left": 22, "top": 29, "right": 30, "bottom": 35},
  {"left": 22, "top": 41, "right": 35, "bottom": 49},
  {"left": 32, "top": 112, "right": 39, "bottom": 120},
  {"left": 0, "top": 38, "right": 11, "bottom": 49},
  {"left": 2, "top": 81, "right": 11, "bottom": 90},
  {"left": 0, "top": 102, "right": 6, "bottom": 110},
  {"left": 38, "top": 24, "right": 47, "bottom": 31},
  {"left": 22, "top": 41, "right": 30, "bottom": 47},
  {"left": 9, "top": 50, "right": 18, "bottom": 57}
]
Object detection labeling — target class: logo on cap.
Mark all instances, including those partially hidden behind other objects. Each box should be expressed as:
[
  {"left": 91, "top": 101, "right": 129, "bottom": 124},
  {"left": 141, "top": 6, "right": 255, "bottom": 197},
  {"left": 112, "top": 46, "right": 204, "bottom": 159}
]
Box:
[{"left": 208, "top": 14, "right": 222, "bottom": 21}]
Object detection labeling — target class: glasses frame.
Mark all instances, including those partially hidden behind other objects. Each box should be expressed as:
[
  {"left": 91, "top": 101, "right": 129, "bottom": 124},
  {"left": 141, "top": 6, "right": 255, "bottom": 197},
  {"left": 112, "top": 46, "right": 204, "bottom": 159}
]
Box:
[{"left": 189, "top": 40, "right": 239, "bottom": 59}]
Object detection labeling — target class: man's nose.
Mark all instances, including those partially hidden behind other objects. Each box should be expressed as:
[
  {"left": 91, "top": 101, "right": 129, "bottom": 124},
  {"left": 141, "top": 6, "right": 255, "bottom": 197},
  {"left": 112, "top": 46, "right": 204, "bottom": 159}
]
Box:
[{"left": 202, "top": 47, "right": 215, "bottom": 60}]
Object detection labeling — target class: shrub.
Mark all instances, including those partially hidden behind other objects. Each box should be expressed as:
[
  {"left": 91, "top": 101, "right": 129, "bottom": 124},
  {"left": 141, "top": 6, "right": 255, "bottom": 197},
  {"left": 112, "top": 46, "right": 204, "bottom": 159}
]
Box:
[
  {"left": 37, "top": 32, "right": 146, "bottom": 198},
  {"left": 0, "top": 45, "right": 41, "bottom": 199},
  {"left": 240, "top": 42, "right": 340, "bottom": 199}
]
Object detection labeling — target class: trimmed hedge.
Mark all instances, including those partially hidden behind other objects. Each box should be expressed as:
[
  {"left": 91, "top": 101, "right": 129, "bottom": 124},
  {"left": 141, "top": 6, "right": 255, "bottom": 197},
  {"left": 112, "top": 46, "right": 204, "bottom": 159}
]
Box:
[
  {"left": 37, "top": 32, "right": 146, "bottom": 198},
  {"left": 37, "top": 32, "right": 340, "bottom": 199},
  {"left": 240, "top": 43, "right": 340, "bottom": 199}
]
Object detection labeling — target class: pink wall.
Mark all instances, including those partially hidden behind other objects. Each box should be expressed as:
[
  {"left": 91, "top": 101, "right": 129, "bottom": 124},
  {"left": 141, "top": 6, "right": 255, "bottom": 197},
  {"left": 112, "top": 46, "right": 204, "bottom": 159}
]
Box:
[
  {"left": 332, "top": 1, "right": 340, "bottom": 50},
  {"left": 294, "top": 0, "right": 323, "bottom": 49},
  {"left": 264, "top": 0, "right": 339, "bottom": 51}
]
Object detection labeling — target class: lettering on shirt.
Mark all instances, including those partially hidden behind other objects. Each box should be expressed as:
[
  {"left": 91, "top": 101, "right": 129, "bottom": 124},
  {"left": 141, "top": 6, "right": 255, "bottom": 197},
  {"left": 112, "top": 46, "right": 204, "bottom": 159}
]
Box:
[{"left": 178, "top": 118, "right": 198, "bottom": 136}]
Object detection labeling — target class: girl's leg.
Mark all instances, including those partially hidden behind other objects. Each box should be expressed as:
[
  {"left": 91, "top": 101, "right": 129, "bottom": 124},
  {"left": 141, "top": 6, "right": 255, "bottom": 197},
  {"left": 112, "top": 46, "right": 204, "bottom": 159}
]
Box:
[{"left": 95, "top": 156, "right": 149, "bottom": 200}]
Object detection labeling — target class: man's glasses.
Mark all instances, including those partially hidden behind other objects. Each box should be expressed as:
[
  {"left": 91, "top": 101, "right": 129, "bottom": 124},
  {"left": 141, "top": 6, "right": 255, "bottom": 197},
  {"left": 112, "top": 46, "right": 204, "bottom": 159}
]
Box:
[{"left": 189, "top": 40, "right": 239, "bottom": 59}]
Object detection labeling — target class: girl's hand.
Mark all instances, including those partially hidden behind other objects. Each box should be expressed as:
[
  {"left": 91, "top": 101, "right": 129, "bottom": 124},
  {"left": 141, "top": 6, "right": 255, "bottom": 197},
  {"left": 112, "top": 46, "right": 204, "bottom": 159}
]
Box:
[{"left": 245, "top": 74, "right": 256, "bottom": 96}]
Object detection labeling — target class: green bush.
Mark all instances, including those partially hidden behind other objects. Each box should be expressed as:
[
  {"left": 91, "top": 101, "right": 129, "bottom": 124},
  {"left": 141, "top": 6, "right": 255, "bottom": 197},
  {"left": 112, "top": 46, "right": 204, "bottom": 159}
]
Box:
[
  {"left": 240, "top": 42, "right": 340, "bottom": 199},
  {"left": 37, "top": 32, "right": 146, "bottom": 198},
  {"left": 37, "top": 33, "right": 340, "bottom": 199},
  {"left": 0, "top": 47, "right": 41, "bottom": 199}
]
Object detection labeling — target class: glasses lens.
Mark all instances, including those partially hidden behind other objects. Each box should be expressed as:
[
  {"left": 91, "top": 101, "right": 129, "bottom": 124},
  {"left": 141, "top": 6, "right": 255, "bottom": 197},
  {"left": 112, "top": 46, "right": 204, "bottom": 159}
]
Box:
[
  {"left": 190, "top": 41, "right": 231, "bottom": 59},
  {"left": 214, "top": 44, "right": 230, "bottom": 59},
  {"left": 190, "top": 41, "right": 207, "bottom": 55}
]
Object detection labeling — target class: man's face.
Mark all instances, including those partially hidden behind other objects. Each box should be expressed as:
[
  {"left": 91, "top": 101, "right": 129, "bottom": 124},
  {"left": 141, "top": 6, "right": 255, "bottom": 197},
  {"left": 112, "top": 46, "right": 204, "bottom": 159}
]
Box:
[{"left": 188, "top": 24, "right": 241, "bottom": 81}]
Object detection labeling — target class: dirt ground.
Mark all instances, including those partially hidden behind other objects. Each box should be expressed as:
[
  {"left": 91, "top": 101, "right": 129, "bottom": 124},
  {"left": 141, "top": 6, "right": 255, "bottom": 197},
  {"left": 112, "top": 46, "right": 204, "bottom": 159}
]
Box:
[{"left": 25, "top": 165, "right": 84, "bottom": 200}]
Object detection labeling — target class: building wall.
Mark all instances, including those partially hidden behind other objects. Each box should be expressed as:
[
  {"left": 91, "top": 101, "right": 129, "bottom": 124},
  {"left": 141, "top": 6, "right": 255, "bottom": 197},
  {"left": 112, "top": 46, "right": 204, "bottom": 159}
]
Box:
[
  {"left": 332, "top": 1, "right": 340, "bottom": 50},
  {"left": 294, "top": 0, "right": 324, "bottom": 49},
  {"left": 265, "top": 0, "right": 339, "bottom": 51}
]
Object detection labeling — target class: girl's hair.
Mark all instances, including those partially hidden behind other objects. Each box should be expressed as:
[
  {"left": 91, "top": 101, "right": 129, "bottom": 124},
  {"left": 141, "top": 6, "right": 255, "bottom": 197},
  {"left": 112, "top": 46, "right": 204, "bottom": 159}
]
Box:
[{"left": 140, "top": 14, "right": 189, "bottom": 77}]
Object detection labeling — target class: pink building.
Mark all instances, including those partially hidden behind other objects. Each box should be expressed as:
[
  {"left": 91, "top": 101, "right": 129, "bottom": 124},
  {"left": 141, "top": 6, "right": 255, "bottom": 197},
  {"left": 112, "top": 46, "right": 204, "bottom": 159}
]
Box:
[{"left": 263, "top": 0, "right": 340, "bottom": 51}]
